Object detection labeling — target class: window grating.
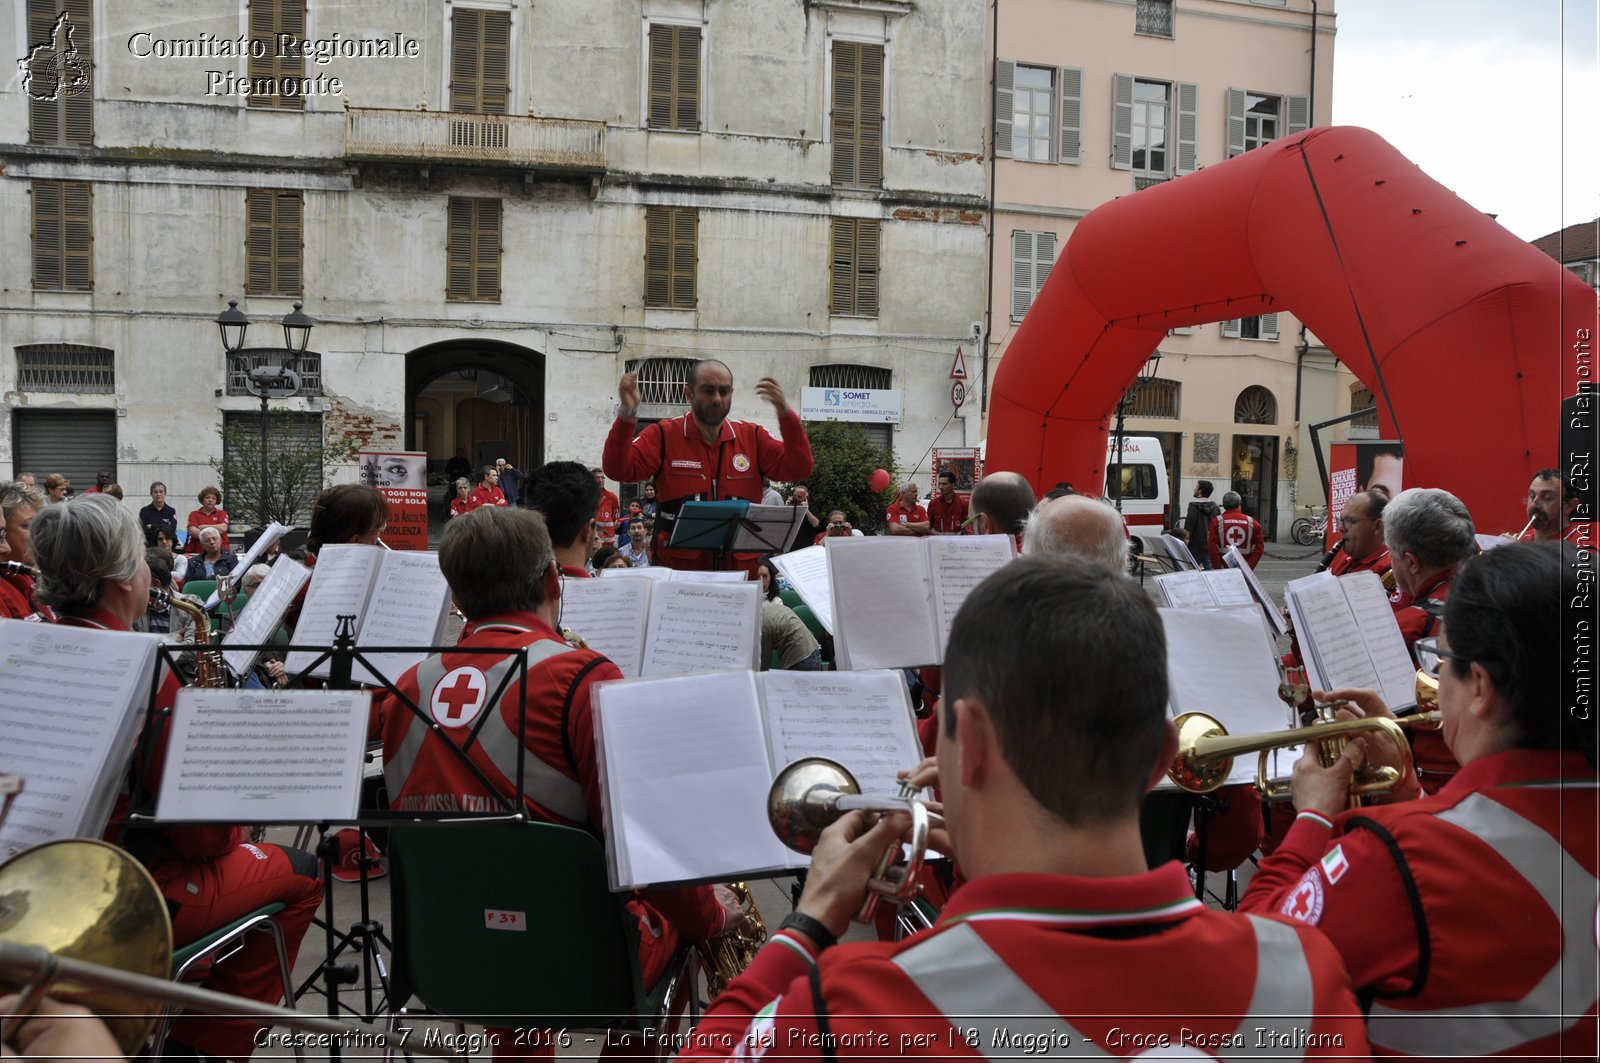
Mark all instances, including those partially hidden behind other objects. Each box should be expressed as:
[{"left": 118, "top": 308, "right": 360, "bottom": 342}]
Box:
[
  {"left": 1351, "top": 386, "right": 1378, "bottom": 429},
  {"left": 1234, "top": 385, "right": 1278, "bottom": 425},
  {"left": 1135, "top": 0, "right": 1174, "bottom": 38},
  {"left": 16, "top": 343, "right": 113, "bottom": 392},
  {"left": 809, "top": 364, "right": 892, "bottom": 390},
  {"left": 625, "top": 356, "right": 695, "bottom": 406},
  {"left": 226, "top": 348, "right": 322, "bottom": 396},
  {"left": 1129, "top": 377, "right": 1179, "bottom": 419}
]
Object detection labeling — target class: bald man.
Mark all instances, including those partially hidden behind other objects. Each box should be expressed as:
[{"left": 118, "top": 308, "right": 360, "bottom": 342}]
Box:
[
  {"left": 1022, "top": 495, "right": 1129, "bottom": 575},
  {"left": 966, "top": 472, "right": 1035, "bottom": 546}
]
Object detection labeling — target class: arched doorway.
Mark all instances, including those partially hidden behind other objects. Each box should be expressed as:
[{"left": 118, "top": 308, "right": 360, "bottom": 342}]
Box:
[{"left": 405, "top": 339, "right": 546, "bottom": 478}]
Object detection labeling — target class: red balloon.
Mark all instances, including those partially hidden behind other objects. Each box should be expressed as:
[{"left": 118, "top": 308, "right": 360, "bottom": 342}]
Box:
[{"left": 869, "top": 468, "right": 891, "bottom": 493}]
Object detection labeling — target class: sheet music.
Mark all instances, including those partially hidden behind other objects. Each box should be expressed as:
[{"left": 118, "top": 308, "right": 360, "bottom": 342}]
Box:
[
  {"left": 1162, "top": 534, "right": 1200, "bottom": 569},
  {"left": 603, "top": 565, "right": 674, "bottom": 581},
  {"left": 669, "top": 570, "right": 749, "bottom": 583},
  {"left": 1225, "top": 545, "right": 1290, "bottom": 637},
  {"left": 595, "top": 672, "right": 794, "bottom": 889},
  {"left": 1205, "top": 569, "right": 1255, "bottom": 607},
  {"left": 1158, "top": 607, "right": 1294, "bottom": 789},
  {"left": 1341, "top": 572, "right": 1420, "bottom": 710},
  {"left": 641, "top": 581, "right": 760, "bottom": 676},
  {"left": 1285, "top": 575, "right": 1380, "bottom": 694},
  {"left": 561, "top": 577, "right": 652, "bottom": 677},
  {"left": 1154, "top": 571, "right": 1221, "bottom": 608},
  {"left": 350, "top": 551, "right": 452, "bottom": 687},
  {"left": 284, "top": 545, "right": 383, "bottom": 675},
  {"left": 770, "top": 546, "right": 834, "bottom": 633},
  {"left": 0, "top": 623, "right": 158, "bottom": 859},
  {"left": 760, "top": 670, "right": 919, "bottom": 797},
  {"left": 154, "top": 690, "right": 368, "bottom": 822},
  {"left": 928, "top": 535, "right": 1016, "bottom": 655},
  {"left": 203, "top": 521, "right": 290, "bottom": 609},
  {"left": 827, "top": 538, "right": 935, "bottom": 670},
  {"left": 221, "top": 559, "right": 310, "bottom": 677}
]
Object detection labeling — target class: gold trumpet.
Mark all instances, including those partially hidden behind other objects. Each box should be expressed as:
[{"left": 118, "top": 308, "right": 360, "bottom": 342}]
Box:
[
  {"left": 767, "top": 758, "right": 938, "bottom": 923},
  {"left": 0, "top": 839, "right": 447, "bottom": 1057}
]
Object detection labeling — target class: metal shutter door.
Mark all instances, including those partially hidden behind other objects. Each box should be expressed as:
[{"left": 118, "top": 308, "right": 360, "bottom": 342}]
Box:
[{"left": 13, "top": 408, "right": 117, "bottom": 488}]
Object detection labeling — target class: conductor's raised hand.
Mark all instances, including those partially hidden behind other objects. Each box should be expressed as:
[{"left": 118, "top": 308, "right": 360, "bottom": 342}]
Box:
[
  {"left": 754, "top": 377, "right": 790, "bottom": 415},
  {"left": 795, "top": 809, "right": 906, "bottom": 940},
  {"left": 617, "top": 371, "right": 642, "bottom": 412}
]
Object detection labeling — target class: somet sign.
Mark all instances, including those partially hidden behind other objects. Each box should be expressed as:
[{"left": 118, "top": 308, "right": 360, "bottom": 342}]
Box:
[{"left": 799, "top": 387, "right": 901, "bottom": 424}]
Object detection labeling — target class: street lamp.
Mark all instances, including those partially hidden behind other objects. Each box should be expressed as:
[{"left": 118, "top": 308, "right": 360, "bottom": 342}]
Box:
[
  {"left": 1110, "top": 350, "right": 1163, "bottom": 513},
  {"left": 217, "top": 300, "right": 314, "bottom": 528}
]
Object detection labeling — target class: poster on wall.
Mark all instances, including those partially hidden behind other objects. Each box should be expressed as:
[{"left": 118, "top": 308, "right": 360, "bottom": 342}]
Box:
[
  {"left": 1327, "top": 440, "right": 1405, "bottom": 545},
  {"left": 358, "top": 450, "right": 429, "bottom": 550},
  {"left": 932, "top": 448, "right": 983, "bottom": 494}
]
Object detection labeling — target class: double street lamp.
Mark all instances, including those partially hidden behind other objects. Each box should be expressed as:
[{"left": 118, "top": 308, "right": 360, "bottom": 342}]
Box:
[
  {"left": 1109, "top": 350, "right": 1163, "bottom": 514},
  {"left": 215, "top": 300, "right": 316, "bottom": 528}
]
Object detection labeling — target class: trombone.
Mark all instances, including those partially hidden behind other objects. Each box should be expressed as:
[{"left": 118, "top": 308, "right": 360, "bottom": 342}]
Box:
[
  {"left": 767, "top": 758, "right": 939, "bottom": 926},
  {"left": 0, "top": 839, "right": 450, "bottom": 1058}
]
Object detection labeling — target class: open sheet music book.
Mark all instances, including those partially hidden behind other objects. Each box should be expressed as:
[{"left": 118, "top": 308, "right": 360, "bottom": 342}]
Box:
[
  {"left": 561, "top": 577, "right": 760, "bottom": 677},
  {"left": 770, "top": 546, "right": 834, "bottom": 633},
  {"left": 599, "top": 566, "right": 748, "bottom": 583},
  {"left": 1153, "top": 569, "right": 1254, "bottom": 609},
  {"left": 828, "top": 535, "right": 1016, "bottom": 670},
  {"left": 0, "top": 622, "right": 159, "bottom": 859},
  {"left": 284, "top": 544, "right": 452, "bottom": 685},
  {"left": 1224, "top": 545, "right": 1290, "bottom": 638},
  {"left": 1283, "top": 570, "right": 1417, "bottom": 711},
  {"left": 593, "top": 669, "right": 921, "bottom": 889},
  {"left": 1155, "top": 606, "right": 1297, "bottom": 789},
  {"left": 220, "top": 558, "right": 311, "bottom": 677},
  {"left": 153, "top": 690, "right": 370, "bottom": 823}
]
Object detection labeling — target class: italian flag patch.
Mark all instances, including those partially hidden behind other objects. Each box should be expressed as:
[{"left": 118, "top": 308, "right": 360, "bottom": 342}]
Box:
[{"left": 1320, "top": 844, "right": 1350, "bottom": 884}]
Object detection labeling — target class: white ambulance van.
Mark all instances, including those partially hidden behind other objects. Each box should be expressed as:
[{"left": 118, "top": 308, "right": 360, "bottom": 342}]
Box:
[{"left": 971, "top": 436, "right": 1171, "bottom": 529}]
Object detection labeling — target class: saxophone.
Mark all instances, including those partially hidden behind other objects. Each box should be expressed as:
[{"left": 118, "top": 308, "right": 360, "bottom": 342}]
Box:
[
  {"left": 696, "top": 883, "right": 768, "bottom": 998},
  {"left": 149, "top": 587, "right": 225, "bottom": 687}
]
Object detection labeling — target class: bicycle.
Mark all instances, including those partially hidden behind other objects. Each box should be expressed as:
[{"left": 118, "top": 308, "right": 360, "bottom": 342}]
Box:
[{"left": 1290, "top": 505, "right": 1327, "bottom": 546}]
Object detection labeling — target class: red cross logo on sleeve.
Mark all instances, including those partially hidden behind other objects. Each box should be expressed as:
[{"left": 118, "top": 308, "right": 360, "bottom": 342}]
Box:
[
  {"left": 430, "top": 666, "right": 489, "bottom": 728},
  {"left": 1280, "top": 873, "right": 1324, "bottom": 925}
]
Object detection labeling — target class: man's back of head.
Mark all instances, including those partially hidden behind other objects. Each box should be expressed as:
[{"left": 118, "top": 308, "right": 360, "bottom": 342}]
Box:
[
  {"left": 1221, "top": 490, "right": 1242, "bottom": 510},
  {"left": 526, "top": 461, "right": 602, "bottom": 548},
  {"left": 970, "top": 472, "right": 1035, "bottom": 538},
  {"left": 438, "top": 506, "right": 554, "bottom": 619},
  {"left": 1022, "top": 495, "right": 1128, "bottom": 575},
  {"left": 943, "top": 554, "right": 1169, "bottom": 827}
]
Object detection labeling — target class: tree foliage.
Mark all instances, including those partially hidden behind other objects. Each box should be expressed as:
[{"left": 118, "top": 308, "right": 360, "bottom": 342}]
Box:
[
  {"left": 783, "top": 421, "right": 896, "bottom": 533},
  {"left": 211, "top": 411, "right": 358, "bottom": 528}
]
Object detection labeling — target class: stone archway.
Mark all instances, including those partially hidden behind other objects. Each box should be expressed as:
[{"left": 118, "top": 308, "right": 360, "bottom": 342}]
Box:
[{"left": 405, "top": 339, "right": 546, "bottom": 473}]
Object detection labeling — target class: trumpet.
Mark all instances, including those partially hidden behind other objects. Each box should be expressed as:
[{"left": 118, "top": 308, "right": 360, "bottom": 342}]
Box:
[
  {"left": 0, "top": 839, "right": 449, "bottom": 1058},
  {"left": 767, "top": 758, "right": 939, "bottom": 924}
]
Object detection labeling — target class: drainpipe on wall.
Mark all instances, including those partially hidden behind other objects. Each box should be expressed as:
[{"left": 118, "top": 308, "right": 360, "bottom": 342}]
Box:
[
  {"left": 981, "top": 0, "right": 999, "bottom": 415},
  {"left": 1308, "top": 0, "right": 1319, "bottom": 123}
]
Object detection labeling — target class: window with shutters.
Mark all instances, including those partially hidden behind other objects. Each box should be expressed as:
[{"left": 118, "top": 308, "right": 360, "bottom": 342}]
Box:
[
  {"left": 25, "top": 0, "right": 93, "bottom": 145},
  {"left": 1221, "top": 314, "right": 1280, "bottom": 342},
  {"left": 446, "top": 197, "right": 502, "bottom": 302},
  {"left": 450, "top": 8, "right": 511, "bottom": 115},
  {"left": 830, "top": 217, "right": 880, "bottom": 317},
  {"left": 1114, "top": 74, "right": 1194, "bottom": 184},
  {"left": 809, "top": 364, "right": 892, "bottom": 391},
  {"left": 644, "top": 206, "right": 698, "bottom": 309},
  {"left": 1135, "top": 0, "right": 1174, "bottom": 38},
  {"left": 647, "top": 23, "right": 701, "bottom": 131},
  {"left": 1131, "top": 79, "right": 1169, "bottom": 184},
  {"left": 1129, "top": 377, "right": 1180, "bottom": 419},
  {"left": 32, "top": 180, "right": 92, "bottom": 292},
  {"left": 1225, "top": 89, "right": 1306, "bottom": 158},
  {"left": 831, "top": 41, "right": 884, "bottom": 188},
  {"left": 247, "top": 0, "right": 306, "bottom": 111},
  {"left": 1010, "top": 230, "right": 1056, "bottom": 322},
  {"left": 1011, "top": 66, "right": 1054, "bottom": 163},
  {"left": 226, "top": 349, "right": 322, "bottom": 397},
  {"left": 16, "top": 344, "right": 113, "bottom": 393},
  {"left": 245, "top": 190, "right": 304, "bottom": 296},
  {"left": 995, "top": 62, "right": 1082, "bottom": 164}
]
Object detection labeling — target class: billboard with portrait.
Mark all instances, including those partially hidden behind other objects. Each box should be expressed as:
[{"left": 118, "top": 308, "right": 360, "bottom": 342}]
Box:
[{"left": 358, "top": 450, "right": 429, "bottom": 550}]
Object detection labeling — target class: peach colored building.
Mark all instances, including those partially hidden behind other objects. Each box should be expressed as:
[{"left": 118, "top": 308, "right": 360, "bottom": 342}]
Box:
[{"left": 981, "top": 0, "right": 1362, "bottom": 540}]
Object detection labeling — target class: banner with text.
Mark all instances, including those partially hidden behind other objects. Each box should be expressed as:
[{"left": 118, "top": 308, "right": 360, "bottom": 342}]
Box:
[
  {"left": 358, "top": 450, "right": 429, "bottom": 550},
  {"left": 800, "top": 387, "right": 902, "bottom": 424}
]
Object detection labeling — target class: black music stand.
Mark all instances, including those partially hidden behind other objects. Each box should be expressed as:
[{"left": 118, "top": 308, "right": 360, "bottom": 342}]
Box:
[{"left": 668, "top": 500, "right": 804, "bottom": 569}]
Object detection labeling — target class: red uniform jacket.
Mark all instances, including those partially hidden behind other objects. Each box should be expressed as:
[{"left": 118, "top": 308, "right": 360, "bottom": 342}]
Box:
[
  {"left": 595, "top": 489, "right": 622, "bottom": 546},
  {"left": 372, "top": 612, "right": 723, "bottom": 939},
  {"left": 1208, "top": 509, "right": 1264, "bottom": 568},
  {"left": 680, "top": 863, "right": 1368, "bottom": 1061},
  {"left": 468, "top": 484, "right": 506, "bottom": 509},
  {"left": 0, "top": 571, "right": 48, "bottom": 621},
  {"left": 926, "top": 492, "right": 969, "bottom": 534},
  {"left": 885, "top": 501, "right": 929, "bottom": 533},
  {"left": 1393, "top": 569, "right": 1457, "bottom": 793},
  {"left": 602, "top": 410, "right": 813, "bottom": 571},
  {"left": 1241, "top": 748, "right": 1598, "bottom": 1060}
]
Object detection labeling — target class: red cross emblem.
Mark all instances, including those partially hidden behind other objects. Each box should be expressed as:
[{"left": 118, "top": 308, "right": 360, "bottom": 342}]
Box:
[
  {"left": 430, "top": 667, "right": 488, "bottom": 728},
  {"left": 1280, "top": 874, "right": 1324, "bottom": 925},
  {"left": 1224, "top": 523, "right": 1248, "bottom": 547}
]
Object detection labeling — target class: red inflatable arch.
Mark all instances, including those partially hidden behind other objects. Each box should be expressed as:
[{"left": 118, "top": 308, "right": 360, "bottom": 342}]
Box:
[{"left": 986, "top": 126, "right": 1597, "bottom": 534}]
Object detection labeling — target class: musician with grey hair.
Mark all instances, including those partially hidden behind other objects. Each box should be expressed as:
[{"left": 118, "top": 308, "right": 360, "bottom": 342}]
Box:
[
  {"left": 31, "top": 494, "right": 321, "bottom": 1061},
  {"left": 681, "top": 555, "right": 1368, "bottom": 1059},
  {"left": 1021, "top": 493, "right": 1128, "bottom": 575},
  {"left": 0, "top": 479, "right": 48, "bottom": 620}
]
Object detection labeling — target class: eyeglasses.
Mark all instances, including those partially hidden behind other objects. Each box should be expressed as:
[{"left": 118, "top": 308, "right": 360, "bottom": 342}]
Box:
[
  {"left": 1414, "top": 636, "right": 1469, "bottom": 678},
  {"left": 1337, "top": 516, "right": 1372, "bottom": 530}
]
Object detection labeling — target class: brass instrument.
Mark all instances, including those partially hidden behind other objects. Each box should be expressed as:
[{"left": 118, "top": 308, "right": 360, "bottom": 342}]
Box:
[
  {"left": 1415, "top": 667, "right": 1439, "bottom": 710},
  {"left": 695, "top": 882, "right": 768, "bottom": 998},
  {"left": 1381, "top": 567, "right": 1398, "bottom": 594},
  {"left": 560, "top": 626, "right": 590, "bottom": 650},
  {"left": 767, "top": 758, "right": 937, "bottom": 923},
  {"left": 1169, "top": 709, "right": 1442, "bottom": 804},
  {"left": 149, "top": 587, "right": 225, "bottom": 687},
  {"left": 0, "top": 839, "right": 446, "bottom": 1057}
]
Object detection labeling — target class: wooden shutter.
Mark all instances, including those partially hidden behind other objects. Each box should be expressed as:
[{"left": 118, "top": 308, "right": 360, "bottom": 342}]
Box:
[
  {"left": 1286, "top": 94, "right": 1311, "bottom": 135},
  {"left": 1010, "top": 230, "right": 1033, "bottom": 322},
  {"left": 1034, "top": 231, "right": 1056, "bottom": 303},
  {"left": 275, "top": 191, "right": 303, "bottom": 295},
  {"left": 246, "top": 189, "right": 303, "bottom": 295},
  {"left": 248, "top": 0, "right": 306, "bottom": 111},
  {"left": 27, "top": 0, "right": 93, "bottom": 145},
  {"left": 644, "top": 206, "right": 698, "bottom": 308},
  {"left": 447, "top": 197, "right": 501, "bottom": 302},
  {"left": 32, "top": 180, "right": 62, "bottom": 290},
  {"left": 1260, "top": 313, "right": 1280, "bottom": 341},
  {"left": 993, "top": 60, "right": 1014, "bottom": 159},
  {"left": 857, "top": 45, "right": 884, "bottom": 187},
  {"left": 831, "top": 42, "right": 884, "bottom": 188},
  {"left": 451, "top": 9, "right": 511, "bottom": 114},
  {"left": 475, "top": 199, "right": 501, "bottom": 301},
  {"left": 1174, "top": 81, "right": 1198, "bottom": 175},
  {"left": 1221, "top": 318, "right": 1241, "bottom": 339},
  {"left": 648, "top": 24, "right": 702, "bottom": 131},
  {"left": 1226, "top": 87, "right": 1247, "bottom": 157},
  {"left": 1057, "top": 67, "right": 1083, "bottom": 164},
  {"left": 32, "top": 179, "right": 91, "bottom": 291},
  {"left": 670, "top": 207, "right": 697, "bottom": 308},
  {"left": 1111, "top": 73, "right": 1134, "bottom": 170},
  {"left": 830, "top": 217, "right": 880, "bottom": 317},
  {"left": 855, "top": 219, "right": 880, "bottom": 316}
]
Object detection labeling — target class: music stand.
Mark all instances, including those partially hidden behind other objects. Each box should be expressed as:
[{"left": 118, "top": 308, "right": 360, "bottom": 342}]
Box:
[{"left": 668, "top": 501, "right": 804, "bottom": 568}]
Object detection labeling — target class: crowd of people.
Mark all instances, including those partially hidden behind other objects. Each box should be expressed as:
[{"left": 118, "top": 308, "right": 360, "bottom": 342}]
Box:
[{"left": 1, "top": 358, "right": 1595, "bottom": 1062}]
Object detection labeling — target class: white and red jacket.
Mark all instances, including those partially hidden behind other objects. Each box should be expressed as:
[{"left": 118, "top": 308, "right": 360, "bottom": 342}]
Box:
[
  {"left": 1208, "top": 508, "right": 1264, "bottom": 568},
  {"left": 1242, "top": 748, "right": 1598, "bottom": 1060},
  {"left": 680, "top": 862, "right": 1368, "bottom": 1061},
  {"left": 602, "top": 410, "right": 813, "bottom": 571}
]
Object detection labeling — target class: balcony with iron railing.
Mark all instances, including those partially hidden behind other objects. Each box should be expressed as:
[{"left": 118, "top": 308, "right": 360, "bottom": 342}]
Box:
[{"left": 343, "top": 107, "right": 607, "bottom": 174}]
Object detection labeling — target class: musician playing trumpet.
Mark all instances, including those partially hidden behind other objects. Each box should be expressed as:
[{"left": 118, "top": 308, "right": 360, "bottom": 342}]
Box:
[
  {"left": 681, "top": 556, "right": 1369, "bottom": 1060},
  {"left": 1241, "top": 542, "right": 1598, "bottom": 1061}
]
